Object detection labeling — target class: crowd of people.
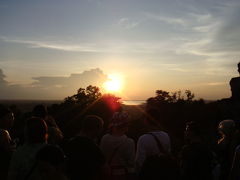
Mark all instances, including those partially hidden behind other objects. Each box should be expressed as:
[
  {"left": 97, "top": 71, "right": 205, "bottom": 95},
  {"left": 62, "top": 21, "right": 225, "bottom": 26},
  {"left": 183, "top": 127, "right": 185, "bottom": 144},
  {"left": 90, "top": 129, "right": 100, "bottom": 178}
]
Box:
[
  {"left": 0, "top": 63, "right": 239, "bottom": 180},
  {"left": 0, "top": 105, "right": 239, "bottom": 180}
]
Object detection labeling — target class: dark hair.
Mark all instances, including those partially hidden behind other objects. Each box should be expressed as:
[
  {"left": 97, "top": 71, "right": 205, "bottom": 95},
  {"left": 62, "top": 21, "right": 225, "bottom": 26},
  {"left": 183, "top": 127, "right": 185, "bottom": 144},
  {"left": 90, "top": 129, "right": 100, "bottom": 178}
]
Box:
[
  {"left": 0, "top": 105, "right": 11, "bottom": 119},
  {"left": 32, "top": 104, "right": 48, "bottom": 119},
  {"left": 36, "top": 145, "right": 65, "bottom": 167},
  {"left": 0, "top": 105, "right": 13, "bottom": 129},
  {"left": 81, "top": 115, "right": 103, "bottom": 131},
  {"left": 185, "top": 121, "right": 201, "bottom": 136},
  {"left": 25, "top": 117, "right": 48, "bottom": 143}
]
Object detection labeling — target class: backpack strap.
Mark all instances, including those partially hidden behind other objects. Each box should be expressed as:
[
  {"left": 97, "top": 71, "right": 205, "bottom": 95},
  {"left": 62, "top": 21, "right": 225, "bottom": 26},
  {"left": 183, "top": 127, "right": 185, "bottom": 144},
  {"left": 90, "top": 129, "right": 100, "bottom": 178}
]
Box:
[
  {"left": 108, "top": 140, "right": 126, "bottom": 165},
  {"left": 147, "top": 132, "right": 169, "bottom": 156}
]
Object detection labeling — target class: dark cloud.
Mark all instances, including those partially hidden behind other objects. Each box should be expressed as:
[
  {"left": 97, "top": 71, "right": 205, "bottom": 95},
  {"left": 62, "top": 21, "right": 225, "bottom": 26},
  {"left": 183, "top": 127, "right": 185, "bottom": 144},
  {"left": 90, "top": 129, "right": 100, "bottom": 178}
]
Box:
[{"left": 0, "top": 68, "right": 107, "bottom": 100}]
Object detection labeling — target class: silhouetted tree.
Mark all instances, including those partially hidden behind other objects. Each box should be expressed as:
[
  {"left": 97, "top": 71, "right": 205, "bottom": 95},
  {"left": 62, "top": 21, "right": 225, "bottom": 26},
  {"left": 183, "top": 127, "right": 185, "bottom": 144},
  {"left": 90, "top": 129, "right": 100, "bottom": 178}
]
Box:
[
  {"left": 145, "top": 89, "right": 215, "bottom": 154},
  {"left": 63, "top": 85, "right": 102, "bottom": 106},
  {"left": 51, "top": 85, "right": 122, "bottom": 137},
  {"left": 185, "top": 90, "right": 195, "bottom": 102}
]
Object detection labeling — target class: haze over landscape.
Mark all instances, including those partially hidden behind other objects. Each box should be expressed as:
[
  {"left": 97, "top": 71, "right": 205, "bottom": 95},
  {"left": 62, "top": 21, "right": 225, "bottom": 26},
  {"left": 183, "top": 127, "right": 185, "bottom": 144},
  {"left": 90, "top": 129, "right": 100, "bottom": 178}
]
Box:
[{"left": 1, "top": 0, "right": 240, "bottom": 100}]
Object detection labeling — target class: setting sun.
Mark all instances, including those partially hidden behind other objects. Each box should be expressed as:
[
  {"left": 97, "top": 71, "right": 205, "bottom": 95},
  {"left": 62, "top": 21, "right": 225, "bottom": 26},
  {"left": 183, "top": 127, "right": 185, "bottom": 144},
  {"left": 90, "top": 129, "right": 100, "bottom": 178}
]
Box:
[{"left": 103, "top": 74, "right": 123, "bottom": 93}]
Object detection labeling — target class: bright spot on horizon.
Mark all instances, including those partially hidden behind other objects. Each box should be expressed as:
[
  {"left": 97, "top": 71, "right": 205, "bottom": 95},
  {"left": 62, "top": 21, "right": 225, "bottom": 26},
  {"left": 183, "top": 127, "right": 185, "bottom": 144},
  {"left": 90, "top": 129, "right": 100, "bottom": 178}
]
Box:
[{"left": 103, "top": 74, "right": 123, "bottom": 93}]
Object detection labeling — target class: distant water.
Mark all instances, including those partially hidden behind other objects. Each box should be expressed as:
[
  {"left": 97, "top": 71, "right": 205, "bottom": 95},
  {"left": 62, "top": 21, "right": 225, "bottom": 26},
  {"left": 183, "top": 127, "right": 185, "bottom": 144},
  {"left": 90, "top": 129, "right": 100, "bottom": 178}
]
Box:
[{"left": 122, "top": 100, "right": 146, "bottom": 105}]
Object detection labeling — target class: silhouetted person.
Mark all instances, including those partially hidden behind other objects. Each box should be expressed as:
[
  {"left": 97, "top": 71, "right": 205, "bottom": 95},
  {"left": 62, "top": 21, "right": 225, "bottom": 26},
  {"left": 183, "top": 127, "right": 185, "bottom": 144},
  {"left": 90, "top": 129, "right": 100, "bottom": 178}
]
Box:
[
  {"left": 228, "top": 122, "right": 240, "bottom": 180},
  {"left": 78, "top": 115, "right": 104, "bottom": 144},
  {"left": 8, "top": 117, "right": 48, "bottom": 180},
  {"left": 223, "top": 120, "right": 240, "bottom": 180},
  {"left": 135, "top": 116, "right": 171, "bottom": 174},
  {"left": 217, "top": 119, "right": 237, "bottom": 180},
  {"left": 179, "top": 121, "right": 214, "bottom": 180},
  {"left": 28, "top": 144, "right": 69, "bottom": 180},
  {"left": 9, "top": 104, "right": 23, "bottom": 146},
  {"left": 229, "top": 145, "right": 240, "bottom": 180},
  {"left": 0, "top": 105, "right": 14, "bottom": 149},
  {"left": 32, "top": 104, "right": 63, "bottom": 145},
  {"left": 100, "top": 111, "right": 135, "bottom": 180},
  {"left": 64, "top": 136, "right": 108, "bottom": 180},
  {"left": 230, "top": 62, "right": 240, "bottom": 101},
  {"left": 218, "top": 62, "right": 240, "bottom": 124},
  {"left": 0, "top": 105, "right": 14, "bottom": 180}
]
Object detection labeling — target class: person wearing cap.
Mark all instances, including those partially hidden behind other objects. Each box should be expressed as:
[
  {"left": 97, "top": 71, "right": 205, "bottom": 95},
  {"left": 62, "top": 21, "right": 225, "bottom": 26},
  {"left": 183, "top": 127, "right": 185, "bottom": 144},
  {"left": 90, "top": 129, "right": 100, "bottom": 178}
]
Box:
[{"left": 100, "top": 111, "right": 135, "bottom": 180}]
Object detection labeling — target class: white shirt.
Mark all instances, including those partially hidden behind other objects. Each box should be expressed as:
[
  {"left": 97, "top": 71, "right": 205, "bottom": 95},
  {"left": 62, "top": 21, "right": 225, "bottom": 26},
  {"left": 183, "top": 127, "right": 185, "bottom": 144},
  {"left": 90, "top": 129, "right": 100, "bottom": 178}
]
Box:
[
  {"left": 100, "top": 134, "right": 135, "bottom": 173},
  {"left": 135, "top": 131, "right": 171, "bottom": 173}
]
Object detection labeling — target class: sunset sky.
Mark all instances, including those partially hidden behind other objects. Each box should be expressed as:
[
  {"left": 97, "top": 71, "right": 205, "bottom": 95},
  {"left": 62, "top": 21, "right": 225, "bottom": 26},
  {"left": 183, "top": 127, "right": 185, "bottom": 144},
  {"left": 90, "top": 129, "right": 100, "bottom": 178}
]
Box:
[{"left": 0, "top": 0, "right": 240, "bottom": 100}]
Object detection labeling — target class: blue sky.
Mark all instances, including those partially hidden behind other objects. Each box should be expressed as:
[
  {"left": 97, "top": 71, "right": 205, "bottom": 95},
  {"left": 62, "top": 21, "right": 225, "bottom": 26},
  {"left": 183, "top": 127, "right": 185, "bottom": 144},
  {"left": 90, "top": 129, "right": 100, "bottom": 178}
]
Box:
[{"left": 0, "top": 0, "right": 240, "bottom": 100}]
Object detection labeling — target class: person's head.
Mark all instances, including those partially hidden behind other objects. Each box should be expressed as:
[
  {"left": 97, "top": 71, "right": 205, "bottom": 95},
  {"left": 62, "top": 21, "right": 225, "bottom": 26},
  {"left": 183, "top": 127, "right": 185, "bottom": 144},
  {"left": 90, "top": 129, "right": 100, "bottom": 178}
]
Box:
[
  {"left": 109, "top": 111, "right": 130, "bottom": 135},
  {"left": 25, "top": 117, "right": 48, "bottom": 143},
  {"left": 0, "top": 104, "right": 14, "bottom": 130},
  {"left": 81, "top": 115, "right": 104, "bottom": 139},
  {"left": 143, "top": 116, "right": 162, "bottom": 131},
  {"left": 184, "top": 121, "right": 203, "bottom": 143},
  {"left": 144, "top": 106, "right": 164, "bottom": 131},
  {"left": 218, "top": 119, "right": 236, "bottom": 137},
  {"left": 32, "top": 104, "right": 48, "bottom": 119}
]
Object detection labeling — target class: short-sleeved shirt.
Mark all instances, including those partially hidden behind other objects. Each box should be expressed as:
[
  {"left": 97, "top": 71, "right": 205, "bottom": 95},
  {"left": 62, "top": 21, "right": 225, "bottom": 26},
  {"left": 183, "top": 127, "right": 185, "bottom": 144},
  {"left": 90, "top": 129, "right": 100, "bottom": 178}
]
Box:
[
  {"left": 135, "top": 131, "right": 171, "bottom": 173},
  {"left": 100, "top": 134, "right": 135, "bottom": 173}
]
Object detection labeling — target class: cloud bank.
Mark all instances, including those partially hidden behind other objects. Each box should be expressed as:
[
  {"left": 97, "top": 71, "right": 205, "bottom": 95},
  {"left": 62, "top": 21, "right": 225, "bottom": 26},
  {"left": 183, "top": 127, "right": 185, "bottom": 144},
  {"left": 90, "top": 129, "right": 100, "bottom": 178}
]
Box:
[{"left": 0, "top": 68, "right": 107, "bottom": 100}]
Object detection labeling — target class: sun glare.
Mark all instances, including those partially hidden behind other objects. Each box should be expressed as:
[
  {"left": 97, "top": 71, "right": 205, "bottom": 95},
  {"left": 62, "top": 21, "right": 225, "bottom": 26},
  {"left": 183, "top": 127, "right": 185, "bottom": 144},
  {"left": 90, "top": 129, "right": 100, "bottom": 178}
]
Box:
[{"left": 103, "top": 74, "right": 123, "bottom": 93}]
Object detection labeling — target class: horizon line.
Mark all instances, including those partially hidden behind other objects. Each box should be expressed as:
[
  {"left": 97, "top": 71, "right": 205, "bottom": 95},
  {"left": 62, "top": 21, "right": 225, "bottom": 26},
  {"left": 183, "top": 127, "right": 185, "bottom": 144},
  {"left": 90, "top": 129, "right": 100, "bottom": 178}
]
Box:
[{"left": 0, "top": 99, "right": 147, "bottom": 101}]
